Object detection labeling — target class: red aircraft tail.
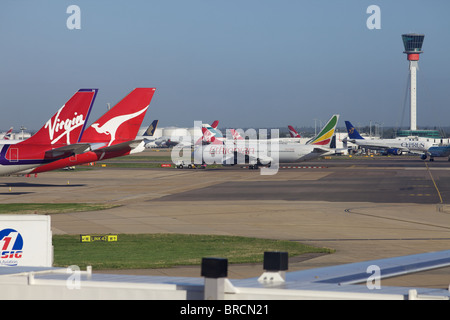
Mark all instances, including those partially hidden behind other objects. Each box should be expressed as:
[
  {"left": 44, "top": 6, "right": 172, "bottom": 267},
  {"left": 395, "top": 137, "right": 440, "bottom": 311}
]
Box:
[
  {"left": 81, "top": 88, "right": 155, "bottom": 146},
  {"left": 288, "top": 125, "right": 301, "bottom": 138},
  {"left": 201, "top": 127, "right": 216, "bottom": 143},
  {"left": 20, "top": 89, "right": 97, "bottom": 146},
  {"left": 3, "top": 127, "right": 13, "bottom": 140}
]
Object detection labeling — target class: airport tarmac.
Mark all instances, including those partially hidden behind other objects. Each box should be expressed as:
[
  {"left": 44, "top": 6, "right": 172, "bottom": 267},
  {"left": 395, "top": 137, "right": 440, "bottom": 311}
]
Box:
[{"left": 1, "top": 153, "right": 450, "bottom": 289}]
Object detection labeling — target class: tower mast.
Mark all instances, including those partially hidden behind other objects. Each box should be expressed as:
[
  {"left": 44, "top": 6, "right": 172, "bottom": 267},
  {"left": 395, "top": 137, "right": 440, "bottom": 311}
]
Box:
[{"left": 401, "top": 34, "right": 424, "bottom": 131}]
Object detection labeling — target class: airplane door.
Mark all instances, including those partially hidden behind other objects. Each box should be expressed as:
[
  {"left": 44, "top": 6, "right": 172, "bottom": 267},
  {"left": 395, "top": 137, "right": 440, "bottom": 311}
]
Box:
[{"left": 7, "top": 147, "right": 19, "bottom": 162}]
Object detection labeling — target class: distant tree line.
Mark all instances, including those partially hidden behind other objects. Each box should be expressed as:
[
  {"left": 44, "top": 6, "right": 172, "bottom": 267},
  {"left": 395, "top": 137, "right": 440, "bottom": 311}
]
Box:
[{"left": 233, "top": 126, "right": 450, "bottom": 139}]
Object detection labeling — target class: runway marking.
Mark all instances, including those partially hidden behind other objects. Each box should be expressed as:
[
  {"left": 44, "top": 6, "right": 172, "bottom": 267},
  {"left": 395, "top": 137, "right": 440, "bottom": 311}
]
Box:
[
  {"left": 425, "top": 162, "right": 444, "bottom": 204},
  {"left": 344, "top": 207, "right": 450, "bottom": 230},
  {"left": 294, "top": 238, "right": 450, "bottom": 242},
  {"left": 242, "top": 166, "right": 327, "bottom": 169}
]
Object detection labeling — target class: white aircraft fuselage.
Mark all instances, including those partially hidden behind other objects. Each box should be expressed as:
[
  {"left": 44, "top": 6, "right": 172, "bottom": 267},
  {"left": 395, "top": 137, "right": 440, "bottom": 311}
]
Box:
[
  {"left": 348, "top": 136, "right": 438, "bottom": 154},
  {"left": 192, "top": 141, "right": 332, "bottom": 165}
]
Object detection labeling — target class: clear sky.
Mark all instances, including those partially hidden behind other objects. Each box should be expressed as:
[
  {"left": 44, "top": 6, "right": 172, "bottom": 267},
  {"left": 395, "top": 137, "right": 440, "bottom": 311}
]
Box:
[{"left": 1, "top": 0, "right": 450, "bottom": 131}]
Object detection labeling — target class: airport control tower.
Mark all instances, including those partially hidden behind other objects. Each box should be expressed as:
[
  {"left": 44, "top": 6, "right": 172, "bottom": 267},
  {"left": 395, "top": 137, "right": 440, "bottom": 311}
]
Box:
[{"left": 402, "top": 33, "right": 424, "bottom": 131}]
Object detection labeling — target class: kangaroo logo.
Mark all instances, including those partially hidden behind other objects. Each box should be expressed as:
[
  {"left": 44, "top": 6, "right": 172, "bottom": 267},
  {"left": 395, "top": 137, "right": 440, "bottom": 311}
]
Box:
[{"left": 91, "top": 106, "right": 148, "bottom": 146}]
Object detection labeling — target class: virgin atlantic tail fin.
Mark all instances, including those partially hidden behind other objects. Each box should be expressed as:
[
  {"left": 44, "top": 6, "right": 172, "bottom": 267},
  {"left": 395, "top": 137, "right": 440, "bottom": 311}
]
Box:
[
  {"left": 19, "top": 89, "right": 97, "bottom": 146},
  {"left": 81, "top": 88, "right": 156, "bottom": 146}
]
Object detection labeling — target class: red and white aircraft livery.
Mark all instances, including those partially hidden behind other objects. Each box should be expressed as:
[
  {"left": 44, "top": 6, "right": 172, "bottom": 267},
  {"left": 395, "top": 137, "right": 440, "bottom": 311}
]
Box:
[
  {"left": 288, "top": 125, "right": 301, "bottom": 138},
  {"left": 0, "top": 89, "right": 97, "bottom": 176},
  {"left": 27, "top": 88, "right": 156, "bottom": 174},
  {"left": 1, "top": 127, "right": 13, "bottom": 140}
]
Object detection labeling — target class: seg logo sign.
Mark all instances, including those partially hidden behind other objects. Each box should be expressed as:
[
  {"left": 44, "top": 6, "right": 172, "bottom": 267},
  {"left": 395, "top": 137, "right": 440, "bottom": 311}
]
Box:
[{"left": 0, "top": 228, "right": 24, "bottom": 266}]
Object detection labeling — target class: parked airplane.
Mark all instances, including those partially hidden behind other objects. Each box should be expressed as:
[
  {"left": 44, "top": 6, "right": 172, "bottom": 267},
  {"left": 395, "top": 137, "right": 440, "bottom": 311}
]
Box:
[
  {"left": 288, "top": 125, "right": 301, "bottom": 138},
  {"left": 189, "top": 114, "right": 339, "bottom": 169},
  {"left": 23, "top": 88, "right": 156, "bottom": 174},
  {"left": 152, "top": 120, "right": 219, "bottom": 148},
  {"left": 202, "top": 122, "right": 303, "bottom": 145},
  {"left": 1, "top": 127, "right": 13, "bottom": 140},
  {"left": 345, "top": 121, "right": 435, "bottom": 156},
  {"left": 200, "top": 121, "right": 246, "bottom": 145},
  {"left": 201, "top": 120, "right": 221, "bottom": 141},
  {"left": 0, "top": 89, "right": 97, "bottom": 176},
  {"left": 135, "top": 120, "right": 159, "bottom": 148},
  {"left": 423, "top": 145, "right": 450, "bottom": 161},
  {"left": 0, "top": 128, "right": 31, "bottom": 144}
]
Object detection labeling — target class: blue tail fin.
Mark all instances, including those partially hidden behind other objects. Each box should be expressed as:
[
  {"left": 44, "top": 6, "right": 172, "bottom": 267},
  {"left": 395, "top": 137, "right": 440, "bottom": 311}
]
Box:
[
  {"left": 345, "top": 121, "right": 364, "bottom": 140},
  {"left": 144, "top": 120, "right": 159, "bottom": 136}
]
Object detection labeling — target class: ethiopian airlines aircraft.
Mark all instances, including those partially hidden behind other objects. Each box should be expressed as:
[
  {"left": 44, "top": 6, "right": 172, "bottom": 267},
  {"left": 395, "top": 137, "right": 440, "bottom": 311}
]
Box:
[
  {"left": 193, "top": 114, "right": 339, "bottom": 168},
  {"left": 275, "top": 114, "right": 339, "bottom": 163},
  {"left": 0, "top": 89, "right": 97, "bottom": 176}
]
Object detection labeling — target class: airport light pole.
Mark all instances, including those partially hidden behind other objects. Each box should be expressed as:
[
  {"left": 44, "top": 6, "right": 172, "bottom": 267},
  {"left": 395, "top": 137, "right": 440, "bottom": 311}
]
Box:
[{"left": 20, "top": 126, "right": 26, "bottom": 140}]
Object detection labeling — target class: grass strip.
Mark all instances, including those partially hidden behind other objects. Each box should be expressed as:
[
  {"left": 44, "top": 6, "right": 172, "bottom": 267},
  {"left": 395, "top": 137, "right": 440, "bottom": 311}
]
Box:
[
  {"left": 53, "top": 234, "right": 333, "bottom": 270},
  {"left": 0, "top": 203, "right": 119, "bottom": 215},
  {"left": 101, "top": 155, "right": 173, "bottom": 162},
  {"left": 93, "top": 162, "right": 174, "bottom": 168}
]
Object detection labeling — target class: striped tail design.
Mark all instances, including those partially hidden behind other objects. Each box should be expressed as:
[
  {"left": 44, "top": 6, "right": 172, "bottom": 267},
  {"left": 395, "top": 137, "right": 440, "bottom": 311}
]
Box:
[{"left": 307, "top": 114, "right": 339, "bottom": 146}]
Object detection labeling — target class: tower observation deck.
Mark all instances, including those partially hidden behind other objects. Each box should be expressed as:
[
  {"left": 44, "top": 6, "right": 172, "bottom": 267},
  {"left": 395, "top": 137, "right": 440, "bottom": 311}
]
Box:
[
  {"left": 402, "top": 33, "right": 424, "bottom": 131},
  {"left": 396, "top": 34, "right": 443, "bottom": 138}
]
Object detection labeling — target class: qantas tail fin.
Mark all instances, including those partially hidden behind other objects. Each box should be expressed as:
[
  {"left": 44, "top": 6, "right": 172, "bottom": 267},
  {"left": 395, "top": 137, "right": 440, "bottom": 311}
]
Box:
[
  {"left": 19, "top": 89, "right": 97, "bottom": 146},
  {"left": 307, "top": 114, "right": 339, "bottom": 147},
  {"left": 288, "top": 125, "right": 301, "bottom": 138},
  {"left": 345, "top": 121, "right": 364, "bottom": 140},
  {"left": 143, "top": 120, "right": 159, "bottom": 137},
  {"left": 81, "top": 88, "right": 156, "bottom": 146}
]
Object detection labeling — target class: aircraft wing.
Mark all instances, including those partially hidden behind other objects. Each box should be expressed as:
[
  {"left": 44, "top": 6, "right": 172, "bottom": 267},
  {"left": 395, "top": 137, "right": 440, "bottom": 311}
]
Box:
[
  {"left": 312, "top": 147, "right": 332, "bottom": 154},
  {"left": 44, "top": 143, "right": 91, "bottom": 160},
  {"left": 348, "top": 139, "right": 409, "bottom": 152},
  {"left": 225, "top": 249, "right": 450, "bottom": 299},
  {"left": 280, "top": 250, "right": 450, "bottom": 287},
  {"left": 90, "top": 139, "right": 144, "bottom": 154}
]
